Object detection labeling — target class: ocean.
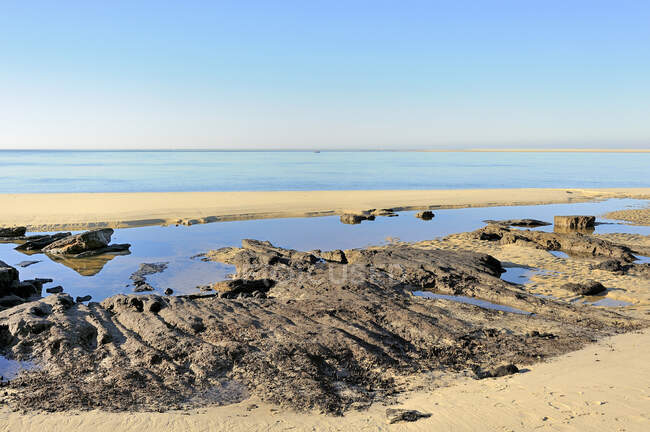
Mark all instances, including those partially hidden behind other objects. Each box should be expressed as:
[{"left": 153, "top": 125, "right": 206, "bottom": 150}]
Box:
[{"left": 1, "top": 150, "right": 648, "bottom": 193}]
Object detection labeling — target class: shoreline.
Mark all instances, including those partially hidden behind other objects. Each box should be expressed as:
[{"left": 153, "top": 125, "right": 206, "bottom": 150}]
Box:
[{"left": 2, "top": 187, "right": 650, "bottom": 231}]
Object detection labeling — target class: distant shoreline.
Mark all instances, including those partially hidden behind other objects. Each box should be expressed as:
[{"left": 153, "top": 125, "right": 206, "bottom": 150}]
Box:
[
  {"left": 1, "top": 187, "right": 648, "bottom": 231},
  {"left": 0, "top": 148, "right": 648, "bottom": 153}
]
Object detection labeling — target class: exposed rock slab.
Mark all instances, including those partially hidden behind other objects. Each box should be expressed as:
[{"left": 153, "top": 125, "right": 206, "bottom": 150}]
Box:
[
  {"left": 0, "top": 227, "right": 27, "bottom": 238},
  {"left": 562, "top": 281, "right": 607, "bottom": 296},
  {"left": 15, "top": 233, "right": 72, "bottom": 251},
  {"left": 554, "top": 215, "right": 596, "bottom": 230},
  {"left": 42, "top": 229, "right": 115, "bottom": 255},
  {"left": 484, "top": 219, "right": 550, "bottom": 227}
]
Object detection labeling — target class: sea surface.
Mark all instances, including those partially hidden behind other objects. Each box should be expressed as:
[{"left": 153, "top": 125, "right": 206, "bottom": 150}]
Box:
[{"left": 1, "top": 150, "right": 649, "bottom": 193}]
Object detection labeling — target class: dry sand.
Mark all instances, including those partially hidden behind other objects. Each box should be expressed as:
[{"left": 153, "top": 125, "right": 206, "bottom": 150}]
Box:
[
  {"left": 2, "top": 328, "right": 648, "bottom": 431},
  {"left": 2, "top": 187, "right": 650, "bottom": 231}
]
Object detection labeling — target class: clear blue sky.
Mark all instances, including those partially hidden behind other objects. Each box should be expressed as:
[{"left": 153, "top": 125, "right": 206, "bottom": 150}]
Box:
[{"left": 1, "top": 0, "right": 649, "bottom": 149}]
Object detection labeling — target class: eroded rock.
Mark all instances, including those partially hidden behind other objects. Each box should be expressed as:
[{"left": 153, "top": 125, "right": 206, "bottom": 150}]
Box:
[
  {"left": 386, "top": 408, "right": 431, "bottom": 424},
  {"left": 562, "top": 281, "right": 606, "bottom": 296},
  {"left": 0, "top": 227, "right": 27, "bottom": 238},
  {"left": 43, "top": 229, "right": 115, "bottom": 255},
  {"left": 416, "top": 211, "right": 435, "bottom": 220},
  {"left": 484, "top": 219, "right": 550, "bottom": 227},
  {"left": 554, "top": 215, "right": 596, "bottom": 230}
]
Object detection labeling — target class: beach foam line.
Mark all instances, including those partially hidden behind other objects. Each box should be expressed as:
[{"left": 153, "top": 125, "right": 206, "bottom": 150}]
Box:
[{"left": 1, "top": 187, "right": 649, "bottom": 231}]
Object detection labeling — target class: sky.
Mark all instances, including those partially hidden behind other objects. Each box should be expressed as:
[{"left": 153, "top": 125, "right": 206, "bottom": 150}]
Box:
[{"left": 1, "top": 0, "right": 649, "bottom": 150}]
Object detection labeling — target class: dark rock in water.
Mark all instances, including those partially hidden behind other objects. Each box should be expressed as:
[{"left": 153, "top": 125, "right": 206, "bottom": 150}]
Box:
[
  {"left": 562, "top": 280, "right": 606, "bottom": 296},
  {"left": 554, "top": 215, "right": 596, "bottom": 230},
  {"left": 0, "top": 260, "right": 19, "bottom": 292},
  {"left": 386, "top": 408, "right": 431, "bottom": 424},
  {"left": 370, "top": 208, "right": 398, "bottom": 217},
  {"left": 15, "top": 232, "right": 72, "bottom": 251},
  {"left": 17, "top": 260, "right": 41, "bottom": 268},
  {"left": 43, "top": 229, "right": 114, "bottom": 255},
  {"left": 340, "top": 214, "right": 375, "bottom": 224},
  {"left": 133, "top": 283, "right": 155, "bottom": 293},
  {"left": 484, "top": 218, "right": 550, "bottom": 227},
  {"left": 130, "top": 262, "right": 168, "bottom": 286},
  {"left": 416, "top": 211, "right": 435, "bottom": 220},
  {"left": 478, "top": 363, "right": 519, "bottom": 379},
  {"left": 76, "top": 295, "right": 92, "bottom": 303},
  {"left": 164, "top": 288, "right": 173, "bottom": 295},
  {"left": 464, "top": 225, "right": 636, "bottom": 262},
  {"left": 0, "top": 227, "right": 27, "bottom": 238},
  {"left": 46, "top": 286, "right": 64, "bottom": 294}
]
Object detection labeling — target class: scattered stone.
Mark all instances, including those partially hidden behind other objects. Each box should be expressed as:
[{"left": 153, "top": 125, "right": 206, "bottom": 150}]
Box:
[
  {"left": 133, "top": 283, "right": 155, "bottom": 293},
  {"left": 562, "top": 280, "right": 606, "bottom": 296},
  {"left": 590, "top": 259, "right": 625, "bottom": 273},
  {"left": 130, "top": 262, "right": 168, "bottom": 286},
  {"left": 319, "top": 249, "right": 347, "bottom": 264},
  {"left": 370, "top": 208, "right": 398, "bottom": 217},
  {"left": 164, "top": 288, "right": 173, "bottom": 295},
  {"left": 45, "top": 286, "right": 64, "bottom": 294},
  {"left": 43, "top": 229, "right": 115, "bottom": 255},
  {"left": 416, "top": 211, "right": 435, "bottom": 220},
  {"left": 15, "top": 232, "right": 72, "bottom": 251},
  {"left": 212, "top": 278, "right": 274, "bottom": 298},
  {"left": 16, "top": 261, "right": 40, "bottom": 268},
  {"left": 75, "top": 295, "right": 92, "bottom": 303},
  {"left": 246, "top": 403, "right": 258, "bottom": 411},
  {"left": 386, "top": 408, "right": 431, "bottom": 424},
  {"left": 484, "top": 218, "right": 550, "bottom": 227},
  {"left": 554, "top": 215, "right": 596, "bottom": 231},
  {"left": 340, "top": 214, "right": 375, "bottom": 224},
  {"left": 0, "top": 227, "right": 27, "bottom": 238},
  {"left": 478, "top": 363, "right": 519, "bottom": 379}
]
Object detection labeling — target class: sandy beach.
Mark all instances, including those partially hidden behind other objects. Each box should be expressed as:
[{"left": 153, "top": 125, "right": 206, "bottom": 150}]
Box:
[{"left": 2, "top": 187, "right": 650, "bottom": 231}]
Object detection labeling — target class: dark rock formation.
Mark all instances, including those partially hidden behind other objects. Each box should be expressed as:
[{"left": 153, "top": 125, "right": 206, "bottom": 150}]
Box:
[
  {"left": 75, "top": 295, "right": 92, "bottom": 303},
  {"left": 17, "top": 260, "right": 40, "bottom": 268},
  {"left": 0, "top": 240, "right": 639, "bottom": 414},
  {"left": 45, "top": 286, "right": 64, "bottom": 294},
  {"left": 133, "top": 283, "right": 155, "bottom": 292},
  {"left": 562, "top": 281, "right": 606, "bottom": 296},
  {"left": 15, "top": 233, "right": 72, "bottom": 251},
  {"left": 340, "top": 214, "right": 375, "bottom": 224},
  {"left": 72, "top": 243, "right": 131, "bottom": 258},
  {"left": 416, "top": 211, "right": 435, "bottom": 220},
  {"left": 370, "top": 208, "right": 398, "bottom": 217},
  {"left": 386, "top": 408, "right": 431, "bottom": 424},
  {"left": 478, "top": 363, "right": 519, "bottom": 379},
  {"left": 164, "top": 288, "right": 173, "bottom": 295},
  {"left": 0, "top": 261, "right": 50, "bottom": 311},
  {"left": 43, "top": 229, "right": 115, "bottom": 255},
  {"left": 554, "top": 215, "right": 596, "bottom": 230},
  {"left": 0, "top": 227, "right": 27, "bottom": 238},
  {"left": 463, "top": 225, "right": 636, "bottom": 262},
  {"left": 130, "top": 262, "right": 168, "bottom": 286},
  {"left": 484, "top": 219, "right": 550, "bottom": 227},
  {"left": 318, "top": 249, "right": 347, "bottom": 263}
]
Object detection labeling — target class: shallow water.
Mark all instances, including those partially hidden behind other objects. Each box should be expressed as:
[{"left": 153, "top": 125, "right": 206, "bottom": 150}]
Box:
[
  {"left": 0, "top": 198, "right": 647, "bottom": 302},
  {"left": 0, "top": 356, "right": 35, "bottom": 381},
  {"left": 412, "top": 291, "right": 531, "bottom": 315},
  {"left": 1, "top": 151, "right": 650, "bottom": 193}
]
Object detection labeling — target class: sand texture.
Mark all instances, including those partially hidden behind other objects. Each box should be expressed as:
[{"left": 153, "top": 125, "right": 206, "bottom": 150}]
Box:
[
  {"left": 1, "top": 187, "right": 650, "bottom": 231},
  {"left": 604, "top": 207, "right": 650, "bottom": 226}
]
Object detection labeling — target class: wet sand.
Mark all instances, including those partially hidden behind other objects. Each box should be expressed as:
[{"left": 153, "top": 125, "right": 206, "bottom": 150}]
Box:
[{"left": 1, "top": 187, "right": 650, "bottom": 231}]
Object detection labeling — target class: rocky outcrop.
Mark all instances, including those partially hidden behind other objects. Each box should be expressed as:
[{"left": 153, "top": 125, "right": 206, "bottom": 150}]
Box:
[
  {"left": 340, "top": 214, "right": 375, "bottom": 224},
  {"left": 0, "top": 227, "right": 27, "bottom": 238},
  {"left": 0, "top": 240, "right": 639, "bottom": 414},
  {"left": 43, "top": 229, "right": 115, "bottom": 255},
  {"left": 15, "top": 232, "right": 72, "bottom": 251},
  {"left": 0, "top": 260, "right": 50, "bottom": 311},
  {"left": 484, "top": 219, "right": 550, "bottom": 227},
  {"left": 416, "top": 211, "right": 435, "bottom": 220},
  {"left": 463, "top": 225, "right": 636, "bottom": 262},
  {"left": 554, "top": 215, "right": 596, "bottom": 230},
  {"left": 562, "top": 281, "right": 606, "bottom": 296}
]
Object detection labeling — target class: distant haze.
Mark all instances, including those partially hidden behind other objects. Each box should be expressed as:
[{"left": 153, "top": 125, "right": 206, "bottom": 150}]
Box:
[{"left": 1, "top": 1, "right": 649, "bottom": 150}]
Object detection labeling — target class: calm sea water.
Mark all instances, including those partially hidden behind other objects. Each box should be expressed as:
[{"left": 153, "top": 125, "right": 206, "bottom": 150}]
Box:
[{"left": 0, "top": 151, "right": 648, "bottom": 193}]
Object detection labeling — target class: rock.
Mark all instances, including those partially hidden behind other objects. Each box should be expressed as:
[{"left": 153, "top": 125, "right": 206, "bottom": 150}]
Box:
[
  {"left": 72, "top": 243, "right": 131, "bottom": 258},
  {"left": 46, "top": 286, "right": 64, "bottom": 294},
  {"left": 370, "top": 208, "right": 398, "bottom": 217},
  {"left": 484, "top": 218, "right": 550, "bottom": 227},
  {"left": 43, "top": 229, "right": 114, "bottom": 255},
  {"left": 478, "top": 363, "right": 519, "bottom": 378},
  {"left": 0, "top": 260, "right": 19, "bottom": 293},
  {"left": 133, "top": 283, "right": 155, "bottom": 293},
  {"left": 386, "top": 408, "right": 431, "bottom": 424},
  {"left": 340, "top": 214, "right": 375, "bottom": 224},
  {"left": 0, "top": 227, "right": 27, "bottom": 238},
  {"left": 14, "top": 232, "right": 72, "bottom": 251},
  {"left": 76, "top": 295, "right": 92, "bottom": 303},
  {"left": 416, "top": 211, "right": 435, "bottom": 220},
  {"left": 16, "top": 260, "right": 41, "bottom": 268},
  {"left": 465, "top": 225, "right": 636, "bottom": 262},
  {"left": 130, "top": 262, "right": 168, "bottom": 286},
  {"left": 320, "top": 249, "right": 347, "bottom": 263},
  {"left": 562, "top": 280, "right": 606, "bottom": 296},
  {"left": 212, "top": 278, "right": 274, "bottom": 298},
  {"left": 554, "top": 215, "right": 596, "bottom": 231},
  {"left": 590, "top": 259, "right": 625, "bottom": 273},
  {"left": 164, "top": 288, "right": 173, "bottom": 295}
]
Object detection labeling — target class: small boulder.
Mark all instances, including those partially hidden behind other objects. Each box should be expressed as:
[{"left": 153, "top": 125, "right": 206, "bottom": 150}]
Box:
[
  {"left": 554, "top": 215, "right": 596, "bottom": 230},
  {"left": 164, "top": 288, "right": 173, "bottom": 295},
  {"left": 590, "top": 260, "right": 625, "bottom": 273},
  {"left": 76, "top": 295, "right": 92, "bottom": 303},
  {"left": 320, "top": 249, "right": 347, "bottom": 263},
  {"left": 340, "top": 214, "right": 375, "bottom": 224},
  {"left": 43, "top": 229, "right": 114, "bottom": 255},
  {"left": 385, "top": 408, "right": 431, "bottom": 424},
  {"left": 416, "top": 211, "right": 435, "bottom": 220},
  {"left": 46, "top": 286, "right": 64, "bottom": 294},
  {"left": 478, "top": 363, "right": 519, "bottom": 379},
  {"left": 133, "top": 283, "right": 155, "bottom": 293},
  {"left": 562, "top": 280, "right": 606, "bottom": 296}
]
